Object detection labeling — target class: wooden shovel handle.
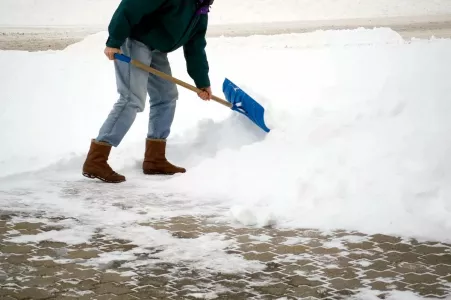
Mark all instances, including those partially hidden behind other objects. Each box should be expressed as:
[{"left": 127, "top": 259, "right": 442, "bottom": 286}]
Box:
[{"left": 115, "top": 53, "right": 233, "bottom": 108}]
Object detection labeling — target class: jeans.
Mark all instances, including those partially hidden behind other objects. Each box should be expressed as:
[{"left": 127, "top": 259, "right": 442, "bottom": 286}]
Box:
[{"left": 96, "top": 38, "right": 178, "bottom": 147}]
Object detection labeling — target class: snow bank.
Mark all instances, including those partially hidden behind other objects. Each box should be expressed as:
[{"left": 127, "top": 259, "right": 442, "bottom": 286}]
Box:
[
  {"left": 1, "top": 28, "right": 451, "bottom": 243},
  {"left": 169, "top": 32, "right": 451, "bottom": 242},
  {"left": 1, "top": 0, "right": 451, "bottom": 27}
]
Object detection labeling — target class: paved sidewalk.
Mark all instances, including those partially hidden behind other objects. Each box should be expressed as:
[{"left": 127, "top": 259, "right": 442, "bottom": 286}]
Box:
[{"left": 1, "top": 212, "right": 450, "bottom": 299}]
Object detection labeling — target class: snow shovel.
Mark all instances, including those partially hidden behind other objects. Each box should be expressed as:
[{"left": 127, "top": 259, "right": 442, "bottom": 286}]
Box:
[{"left": 114, "top": 53, "right": 271, "bottom": 133}]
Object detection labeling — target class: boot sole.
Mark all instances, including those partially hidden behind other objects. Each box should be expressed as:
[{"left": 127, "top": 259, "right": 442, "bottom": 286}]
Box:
[
  {"left": 82, "top": 172, "right": 126, "bottom": 183},
  {"left": 143, "top": 170, "right": 186, "bottom": 175}
]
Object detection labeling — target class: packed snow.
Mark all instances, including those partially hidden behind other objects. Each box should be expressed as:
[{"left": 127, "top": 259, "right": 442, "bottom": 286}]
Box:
[
  {"left": 1, "top": 0, "right": 451, "bottom": 27},
  {"left": 1, "top": 28, "right": 451, "bottom": 246}
]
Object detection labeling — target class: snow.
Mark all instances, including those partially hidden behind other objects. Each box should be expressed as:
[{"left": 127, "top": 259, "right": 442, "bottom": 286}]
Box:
[
  {"left": 8, "top": 227, "right": 95, "bottom": 245},
  {"left": 353, "top": 260, "right": 373, "bottom": 268},
  {"left": 350, "top": 290, "right": 451, "bottom": 300},
  {"left": 1, "top": 0, "right": 451, "bottom": 27},
  {"left": 165, "top": 29, "right": 451, "bottom": 242},
  {"left": 1, "top": 24, "right": 451, "bottom": 271},
  {"left": 211, "top": 0, "right": 451, "bottom": 24}
]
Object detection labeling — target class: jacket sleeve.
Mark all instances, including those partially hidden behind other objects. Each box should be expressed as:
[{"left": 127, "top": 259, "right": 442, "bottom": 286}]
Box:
[
  {"left": 183, "top": 15, "right": 210, "bottom": 89},
  {"left": 106, "top": 0, "right": 166, "bottom": 48}
]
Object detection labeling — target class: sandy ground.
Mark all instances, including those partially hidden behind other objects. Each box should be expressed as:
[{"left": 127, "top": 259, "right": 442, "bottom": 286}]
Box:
[{"left": 1, "top": 15, "right": 451, "bottom": 51}]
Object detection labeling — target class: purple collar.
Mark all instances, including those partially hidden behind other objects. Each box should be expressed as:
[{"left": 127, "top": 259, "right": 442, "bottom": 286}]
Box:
[
  {"left": 196, "top": 0, "right": 212, "bottom": 15},
  {"left": 196, "top": 6, "right": 209, "bottom": 14}
]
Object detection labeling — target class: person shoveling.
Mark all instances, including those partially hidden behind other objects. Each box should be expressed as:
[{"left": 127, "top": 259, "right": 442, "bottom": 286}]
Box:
[{"left": 82, "top": 0, "right": 270, "bottom": 183}]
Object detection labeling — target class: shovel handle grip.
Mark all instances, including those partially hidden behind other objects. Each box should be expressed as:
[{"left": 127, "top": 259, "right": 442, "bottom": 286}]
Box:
[{"left": 114, "top": 53, "right": 232, "bottom": 108}]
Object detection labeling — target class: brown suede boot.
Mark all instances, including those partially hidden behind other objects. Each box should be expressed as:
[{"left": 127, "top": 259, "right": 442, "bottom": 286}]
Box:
[
  {"left": 82, "top": 139, "right": 126, "bottom": 183},
  {"left": 143, "top": 139, "right": 186, "bottom": 175}
]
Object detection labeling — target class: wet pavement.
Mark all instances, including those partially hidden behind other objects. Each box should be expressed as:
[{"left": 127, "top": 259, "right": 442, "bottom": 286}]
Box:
[{"left": 1, "top": 212, "right": 450, "bottom": 299}]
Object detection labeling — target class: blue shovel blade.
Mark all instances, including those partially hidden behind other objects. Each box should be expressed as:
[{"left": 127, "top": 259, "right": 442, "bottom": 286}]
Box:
[{"left": 222, "top": 78, "right": 271, "bottom": 133}]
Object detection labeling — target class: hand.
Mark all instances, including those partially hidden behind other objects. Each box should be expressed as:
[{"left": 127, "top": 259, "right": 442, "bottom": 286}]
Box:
[
  {"left": 104, "top": 47, "right": 121, "bottom": 60},
  {"left": 197, "top": 87, "right": 212, "bottom": 101}
]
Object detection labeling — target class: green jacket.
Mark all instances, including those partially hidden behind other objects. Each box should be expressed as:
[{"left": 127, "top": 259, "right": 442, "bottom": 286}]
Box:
[{"left": 106, "top": 0, "right": 210, "bottom": 88}]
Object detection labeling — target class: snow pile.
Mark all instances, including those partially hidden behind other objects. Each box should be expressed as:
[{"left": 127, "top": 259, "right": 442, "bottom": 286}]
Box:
[
  {"left": 1, "top": 0, "right": 451, "bottom": 26},
  {"left": 169, "top": 32, "right": 451, "bottom": 242},
  {"left": 1, "top": 29, "right": 451, "bottom": 243}
]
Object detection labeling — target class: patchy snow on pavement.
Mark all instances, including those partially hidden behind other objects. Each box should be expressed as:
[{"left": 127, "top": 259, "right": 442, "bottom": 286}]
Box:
[
  {"left": 350, "top": 290, "right": 450, "bottom": 300},
  {"left": 1, "top": 27, "right": 451, "bottom": 276}
]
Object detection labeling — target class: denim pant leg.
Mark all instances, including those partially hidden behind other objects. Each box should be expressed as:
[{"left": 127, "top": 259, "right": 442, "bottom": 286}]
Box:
[
  {"left": 96, "top": 39, "right": 152, "bottom": 147},
  {"left": 147, "top": 51, "right": 179, "bottom": 140}
]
